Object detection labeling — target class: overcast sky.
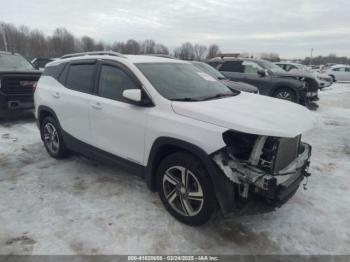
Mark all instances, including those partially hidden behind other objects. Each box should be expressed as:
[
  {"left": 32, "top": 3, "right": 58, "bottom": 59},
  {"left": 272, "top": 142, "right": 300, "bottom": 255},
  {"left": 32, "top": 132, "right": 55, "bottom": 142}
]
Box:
[{"left": 1, "top": 0, "right": 349, "bottom": 58}]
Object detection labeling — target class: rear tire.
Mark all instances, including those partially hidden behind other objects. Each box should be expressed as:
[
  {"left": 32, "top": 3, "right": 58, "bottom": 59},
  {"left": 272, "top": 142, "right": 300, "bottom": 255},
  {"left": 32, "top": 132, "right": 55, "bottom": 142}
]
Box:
[
  {"left": 40, "top": 116, "right": 70, "bottom": 159},
  {"left": 157, "top": 152, "right": 216, "bottom": 226},
  {"left": 272, "top": 87, "right": 297, "bottom": 102}
]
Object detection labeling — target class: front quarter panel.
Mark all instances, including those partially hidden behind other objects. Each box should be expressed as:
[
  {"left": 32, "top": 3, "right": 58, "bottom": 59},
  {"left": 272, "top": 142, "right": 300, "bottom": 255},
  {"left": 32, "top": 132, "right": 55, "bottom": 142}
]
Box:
[{"left": 144, "top": 109, "right": 227, "bottom": 166}]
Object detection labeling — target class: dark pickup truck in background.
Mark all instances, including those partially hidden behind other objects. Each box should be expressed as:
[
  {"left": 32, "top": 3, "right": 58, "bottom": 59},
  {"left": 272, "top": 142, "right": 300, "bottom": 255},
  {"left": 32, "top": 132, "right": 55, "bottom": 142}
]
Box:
[{"left": 0, "top": 51, "right": 41, "bottom": 116}]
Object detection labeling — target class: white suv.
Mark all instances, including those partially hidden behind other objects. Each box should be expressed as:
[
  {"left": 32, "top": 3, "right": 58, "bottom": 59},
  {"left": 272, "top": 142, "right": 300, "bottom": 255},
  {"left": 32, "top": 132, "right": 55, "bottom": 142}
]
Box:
[{"left": 35, "top": 52, "right": 315, "bottom": 226}]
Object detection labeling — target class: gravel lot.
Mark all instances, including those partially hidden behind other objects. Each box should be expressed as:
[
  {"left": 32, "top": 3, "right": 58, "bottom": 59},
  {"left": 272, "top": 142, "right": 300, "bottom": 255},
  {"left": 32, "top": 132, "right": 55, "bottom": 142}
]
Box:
[{"left": 0, "top": 83, "right": 349, "bottom": 255}]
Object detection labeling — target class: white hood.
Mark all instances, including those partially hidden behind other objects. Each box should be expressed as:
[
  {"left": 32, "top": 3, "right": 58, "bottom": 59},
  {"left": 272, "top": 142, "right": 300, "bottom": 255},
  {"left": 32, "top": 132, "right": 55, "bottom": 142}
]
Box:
[{"left": 172, "top": 92, "right": 316, "bottom": 138}]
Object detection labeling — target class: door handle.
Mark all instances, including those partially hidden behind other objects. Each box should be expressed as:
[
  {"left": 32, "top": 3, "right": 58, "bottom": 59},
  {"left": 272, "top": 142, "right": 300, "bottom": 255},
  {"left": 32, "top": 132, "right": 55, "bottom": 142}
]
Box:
[
  {"left": 52, "top": 92, "right": 60, "bottom": 99},
  {"left": 91, "top": 102, "right": 103, "bottom": 110}
]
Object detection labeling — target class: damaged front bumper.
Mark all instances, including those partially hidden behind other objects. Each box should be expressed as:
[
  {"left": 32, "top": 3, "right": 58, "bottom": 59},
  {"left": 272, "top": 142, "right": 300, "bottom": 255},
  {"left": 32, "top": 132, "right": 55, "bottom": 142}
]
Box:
[{"left": 212, "top": 142, "right": 312, "bottom": 208}]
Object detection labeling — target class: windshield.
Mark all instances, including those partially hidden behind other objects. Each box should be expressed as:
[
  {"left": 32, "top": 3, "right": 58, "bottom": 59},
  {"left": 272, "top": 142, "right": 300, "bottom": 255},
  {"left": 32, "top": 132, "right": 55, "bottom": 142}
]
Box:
[
  {"left": 136, "top": 62, "right": 236, "bottom": 101},
  {"left": 191, "top": 62, "right": 225, "bottom": 79},
  {"left": 0, "top": 54, "right": 35, "bottom": 70},
  {"left": 295, "top": 64, "right": 310, "bottom": 71},
  {"left": 258, "top": 60, "right": 285, "bottom": 73}
]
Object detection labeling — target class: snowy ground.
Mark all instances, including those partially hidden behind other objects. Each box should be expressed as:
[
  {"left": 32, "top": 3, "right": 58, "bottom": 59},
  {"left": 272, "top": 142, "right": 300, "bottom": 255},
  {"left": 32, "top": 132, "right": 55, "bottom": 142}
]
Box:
[{"left": 0, "top": 83, "right": 349, "bottom": 255}]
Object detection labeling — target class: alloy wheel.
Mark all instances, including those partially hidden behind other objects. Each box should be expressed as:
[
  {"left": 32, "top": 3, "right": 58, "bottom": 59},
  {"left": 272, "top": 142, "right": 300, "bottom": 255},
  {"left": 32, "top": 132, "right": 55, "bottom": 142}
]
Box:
[
  {"left": 276, "top": 91, "right": 292, "bottom": 101},
  {"left": 162, "top": 166, "right": 204, "bottom": 217},
  {"left": 43, "top": 122, "right": 60, "bottom": 154}
]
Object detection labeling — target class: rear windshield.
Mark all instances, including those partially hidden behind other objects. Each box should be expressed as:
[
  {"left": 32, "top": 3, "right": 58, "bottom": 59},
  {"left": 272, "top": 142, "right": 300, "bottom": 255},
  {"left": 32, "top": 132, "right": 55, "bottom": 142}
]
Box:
[{"left": 0, "top": 53, "right": 35, "bottom": 70}]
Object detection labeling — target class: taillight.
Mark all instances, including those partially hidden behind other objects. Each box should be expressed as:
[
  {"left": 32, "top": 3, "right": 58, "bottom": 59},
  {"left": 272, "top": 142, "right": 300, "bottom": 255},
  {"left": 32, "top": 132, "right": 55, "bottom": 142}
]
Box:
[{"left": 32, "top": 82, "right": 38, "bottom": 93}]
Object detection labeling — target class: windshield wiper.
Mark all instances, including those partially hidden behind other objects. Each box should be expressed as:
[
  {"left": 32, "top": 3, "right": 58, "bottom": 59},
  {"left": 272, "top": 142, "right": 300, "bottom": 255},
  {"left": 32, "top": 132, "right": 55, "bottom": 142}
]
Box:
[
  {"left": 217, "top": 76, "right": 226, "bottom": 80},
  {"left": 171, "top": 97, "right": 200, "bottom": 102},
  {"left": 201, "top": 93, "right": 236, "bottom": 101}
]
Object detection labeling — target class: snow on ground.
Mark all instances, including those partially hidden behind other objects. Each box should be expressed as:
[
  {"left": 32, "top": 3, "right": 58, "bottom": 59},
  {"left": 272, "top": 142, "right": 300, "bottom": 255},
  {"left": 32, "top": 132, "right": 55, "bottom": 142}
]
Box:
[{"left": 0, "top": 83, "right": 349, "bottom": 255}]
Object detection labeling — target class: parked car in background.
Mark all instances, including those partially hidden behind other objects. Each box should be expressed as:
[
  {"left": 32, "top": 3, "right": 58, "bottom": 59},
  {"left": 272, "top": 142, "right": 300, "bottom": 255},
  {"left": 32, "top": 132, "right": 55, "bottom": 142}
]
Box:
[
  {"left": 307, "top": 65, "right": 322, "bottom": 72},
  {"left": 207, "top": 57, "right": 319, "bottom": 109},
  {"left": 0, "top": 51, "right": 41, "bottom": 117},
  {"left": 31, "top": 57, "right": 56, "bottom": 70},
  {"left": 275, "top": 62, "right": 333, "bottom": 89},
  {"left": 322, "top": 63, "right": 337, "bottom": 71},
  {"left": 35, "top": 51, "right": 314, "bottom": 226},
  {"left": 323, "top": 65, "right": 350, "bottom": 82},
  {"left": 191, "top": 61, "right": 259, "bottom": 94}
]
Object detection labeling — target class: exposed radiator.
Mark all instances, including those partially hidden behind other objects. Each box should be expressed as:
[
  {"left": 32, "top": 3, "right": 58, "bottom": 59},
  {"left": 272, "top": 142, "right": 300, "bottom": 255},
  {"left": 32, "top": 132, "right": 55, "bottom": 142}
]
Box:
[{"left": 259, "top": 135, "right": 301, "bottom": 173}]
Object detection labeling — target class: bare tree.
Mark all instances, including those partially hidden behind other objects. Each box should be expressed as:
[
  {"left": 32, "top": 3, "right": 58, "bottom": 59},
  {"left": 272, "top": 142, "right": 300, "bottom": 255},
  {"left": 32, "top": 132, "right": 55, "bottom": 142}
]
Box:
[
  {"left": 174, "top": 42, "right": 195, "bottom": 60},
  {"left": 303, "top": 54, "right": 349, "bottom": 65},
  {"left": 111, "top": 41, "right": 125, "bottom": 53},
  {"left": 0, "top": 21, "right": 229, "bottom": 63},
  {"left": 154, "top": 43, "right": 169, "bottom": 55},
  {"left": 81, "top": 36, "right": 95, "bottom": 52},
  {"left": 49, "top": 28, "right": 76, "bottom": 57},
  {"left": 260, "top": 52, "right": 280, "bottom": 62},
  {"left": 124, "top": 39, "right": 140, "bottom": 54},
  {"left": 193, "top": 44, "right": 207, "bottom": 60},
  {"left": 140, "top": 39, "right": 156, "bottom": 54},
  {"left": 206, "top": 44, "right": 220, "bottom": 59}
]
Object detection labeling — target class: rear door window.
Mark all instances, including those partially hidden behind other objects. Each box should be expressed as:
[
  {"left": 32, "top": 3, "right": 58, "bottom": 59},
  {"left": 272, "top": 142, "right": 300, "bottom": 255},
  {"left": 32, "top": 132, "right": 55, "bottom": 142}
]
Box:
[
  {"left": 220, "top": 61, "right": 243, "bottom": 72},
  {"left": 66, "top": 63, "right": 96, "bottom": 93}
]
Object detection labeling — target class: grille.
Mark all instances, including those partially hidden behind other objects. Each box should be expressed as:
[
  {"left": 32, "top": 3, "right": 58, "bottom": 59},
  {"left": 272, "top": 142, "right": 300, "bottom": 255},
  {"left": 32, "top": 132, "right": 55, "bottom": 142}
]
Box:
[
  {"left": 259, "top": 135, "right": 301, "bottom": 173},
  {"left": 2, "top": 76, "right": 38, "bottom": 95}
]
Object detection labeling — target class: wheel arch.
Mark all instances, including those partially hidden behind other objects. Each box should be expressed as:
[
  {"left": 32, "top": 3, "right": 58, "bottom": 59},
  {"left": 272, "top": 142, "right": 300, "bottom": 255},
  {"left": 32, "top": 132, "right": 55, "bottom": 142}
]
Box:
[
  {"left": 37, "top": 106, "right": 61, "bottom": 140},
  {"left": 270, "top": 85, "right": 300, "bottom": 102},
  {"left": 145, "top": 137, "right": 235, "bottom": 214}
]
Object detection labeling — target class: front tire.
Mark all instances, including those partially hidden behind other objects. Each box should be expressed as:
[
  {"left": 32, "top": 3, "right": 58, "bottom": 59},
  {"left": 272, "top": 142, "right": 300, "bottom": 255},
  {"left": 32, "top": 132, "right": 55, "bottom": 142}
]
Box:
[
  {"left": 40, "top": 116, "right": 70, "bottom": 159},
  {"left": 157, "top": 152, "right": 216, "bottom": 226},
  {"left": 272, "top": 87, "right": 297, "bottom": 102}
]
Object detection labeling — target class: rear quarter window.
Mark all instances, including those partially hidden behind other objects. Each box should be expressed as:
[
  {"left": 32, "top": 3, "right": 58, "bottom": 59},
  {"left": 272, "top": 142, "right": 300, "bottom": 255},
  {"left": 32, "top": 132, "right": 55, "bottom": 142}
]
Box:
[{"left": 43, "top": 63, "right": 66, "bottom": 80}]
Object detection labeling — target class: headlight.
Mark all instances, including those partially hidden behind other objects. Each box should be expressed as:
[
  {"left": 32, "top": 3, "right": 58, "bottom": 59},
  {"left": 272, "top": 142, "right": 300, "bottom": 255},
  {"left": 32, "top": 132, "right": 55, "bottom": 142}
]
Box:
[{"left": 222, "top": 130, "right": 258, "bottom": 160}]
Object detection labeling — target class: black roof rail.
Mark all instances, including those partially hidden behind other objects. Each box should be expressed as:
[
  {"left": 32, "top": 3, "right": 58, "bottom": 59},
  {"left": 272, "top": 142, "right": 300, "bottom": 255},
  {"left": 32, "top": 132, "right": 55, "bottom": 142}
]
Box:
[{"left": 60, "top": 51, "right": 126, "bottom": 59}]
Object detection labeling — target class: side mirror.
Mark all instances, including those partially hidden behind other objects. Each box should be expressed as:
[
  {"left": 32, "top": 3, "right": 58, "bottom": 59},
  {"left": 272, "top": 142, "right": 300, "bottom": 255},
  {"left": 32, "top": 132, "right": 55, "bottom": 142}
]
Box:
[
  {"left": 257, "top": 69, "right": 266, "bottom": 77},
  {"left": 122, "top": 89, "right": 142, "bottom": 103},
  {"left": 122, "top": 89, "right": 154, "bottom": 107}
]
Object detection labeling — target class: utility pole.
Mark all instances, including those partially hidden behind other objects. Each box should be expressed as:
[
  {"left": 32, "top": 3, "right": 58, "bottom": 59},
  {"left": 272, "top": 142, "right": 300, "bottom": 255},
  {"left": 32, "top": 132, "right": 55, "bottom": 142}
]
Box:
[
  {"left": 310, "top": 48, "right": 314, "bottom": 65},
  {"left": 1, "top": 23, "right": 9, "bottom": 51}
]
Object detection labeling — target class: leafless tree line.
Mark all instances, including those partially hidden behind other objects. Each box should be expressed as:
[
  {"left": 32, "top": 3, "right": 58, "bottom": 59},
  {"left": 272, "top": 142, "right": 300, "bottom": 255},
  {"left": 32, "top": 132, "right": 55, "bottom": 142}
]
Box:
[
  {"left": 0, "top": 22, "right": 221, "bottom": 60},
  {"left": 302, "top": 54, "right": 350, "bottom": 65}
]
